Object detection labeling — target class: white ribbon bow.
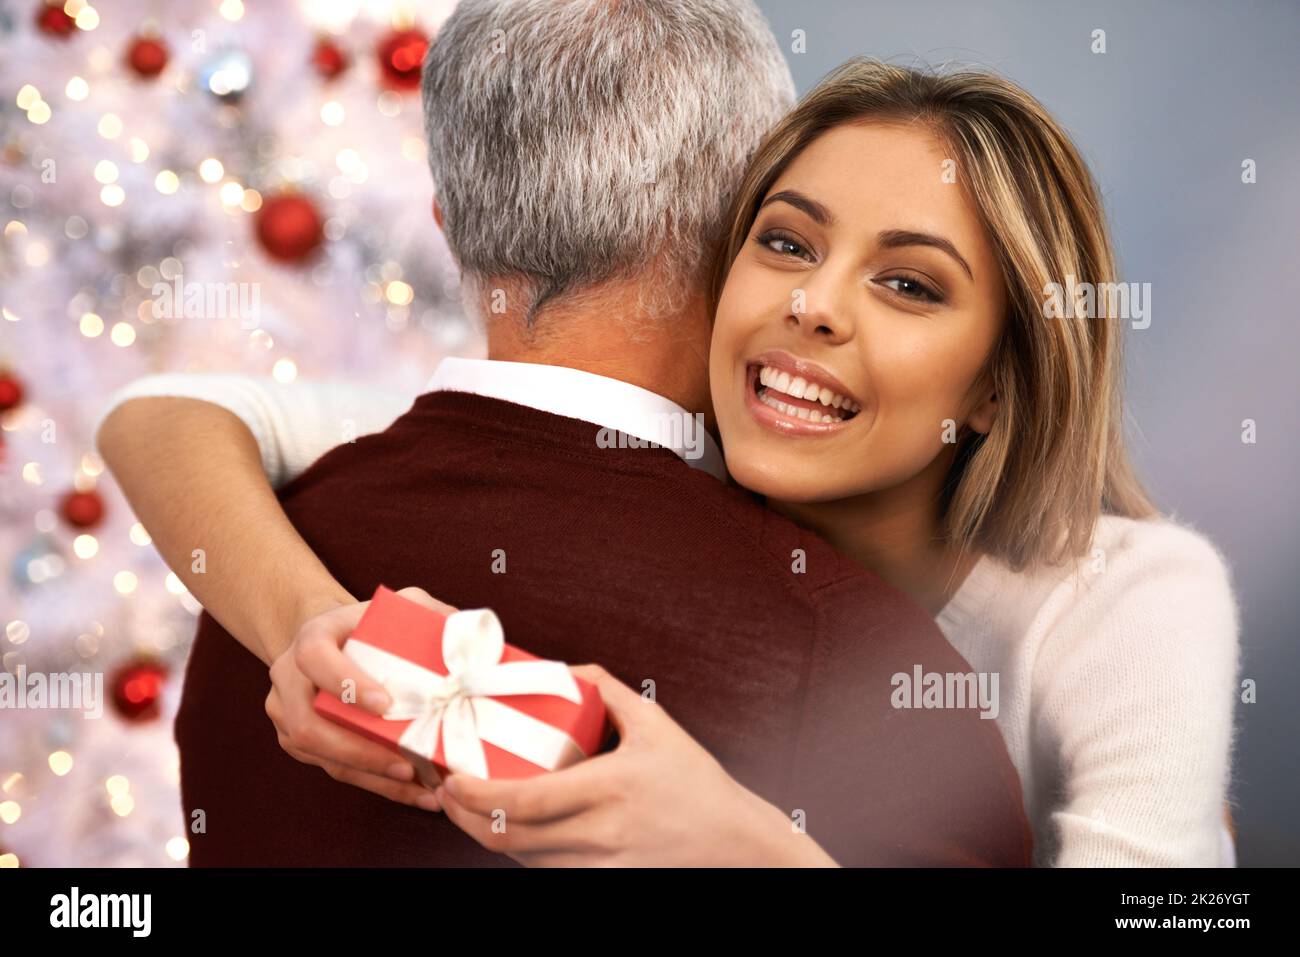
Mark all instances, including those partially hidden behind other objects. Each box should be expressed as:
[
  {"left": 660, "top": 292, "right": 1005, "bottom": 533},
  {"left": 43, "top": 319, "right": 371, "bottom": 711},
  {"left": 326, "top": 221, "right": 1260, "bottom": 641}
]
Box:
[{"left": 342, "top": 609, "right": 587, "bottom": 780}]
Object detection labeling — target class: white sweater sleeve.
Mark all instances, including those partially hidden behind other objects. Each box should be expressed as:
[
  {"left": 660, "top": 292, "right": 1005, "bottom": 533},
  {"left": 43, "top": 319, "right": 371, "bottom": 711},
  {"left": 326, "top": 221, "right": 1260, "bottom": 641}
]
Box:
[
  {"left": 1034, "top": 521, "right": 1241, "bottom": 867},
  {"left": 95, "top": 374, "right": 416, "bottom": 489}
]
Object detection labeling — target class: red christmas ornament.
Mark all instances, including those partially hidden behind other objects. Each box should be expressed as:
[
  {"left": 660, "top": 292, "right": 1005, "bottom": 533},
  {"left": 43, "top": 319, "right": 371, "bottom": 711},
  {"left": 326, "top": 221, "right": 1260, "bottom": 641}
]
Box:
[
  {"left": 60, "top": 488, "right": 105, "bottom": 529},
  {"left": 126, "top": 34, "right": 169, "bottom": 79},
  {"left": 110, "top": 658, "right": 168, "bottom": 723},
  {"left": 254, "top": 192, "right": 324, "bottom": 264},
  {"left": 0, "top": 370, "right": 23, "bottom": 411},
  {"left": 311, "top": 36, "right": 349, "bottom": 80},
  {"left": 34, "top": 2, "right": 75, "bottom": 37},
  {"left": 376, "top": 27, "right": 428, "bottom": 91}
]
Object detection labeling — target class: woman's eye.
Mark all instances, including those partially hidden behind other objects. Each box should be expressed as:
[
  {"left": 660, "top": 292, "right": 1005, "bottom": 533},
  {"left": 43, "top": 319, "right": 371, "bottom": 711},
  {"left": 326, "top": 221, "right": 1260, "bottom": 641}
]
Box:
[
  {"left": 880, "top": 276, "right": 942, "bottom": 303},
  {"left": 755, "top": 231, "right": 813, "bottom": 262}
]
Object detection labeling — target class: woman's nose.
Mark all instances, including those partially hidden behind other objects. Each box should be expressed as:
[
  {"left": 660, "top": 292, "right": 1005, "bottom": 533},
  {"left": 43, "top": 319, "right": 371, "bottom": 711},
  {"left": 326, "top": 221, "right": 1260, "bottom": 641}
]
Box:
[{"left": 784, "top": 278, "right": 855, "bottom": 344}]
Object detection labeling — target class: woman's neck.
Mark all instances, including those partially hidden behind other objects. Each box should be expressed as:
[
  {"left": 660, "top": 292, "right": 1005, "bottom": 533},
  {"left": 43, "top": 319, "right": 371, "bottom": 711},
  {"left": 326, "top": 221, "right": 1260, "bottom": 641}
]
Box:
[{"left": 771, "top": 450, "right": 979, "bottom": 616}]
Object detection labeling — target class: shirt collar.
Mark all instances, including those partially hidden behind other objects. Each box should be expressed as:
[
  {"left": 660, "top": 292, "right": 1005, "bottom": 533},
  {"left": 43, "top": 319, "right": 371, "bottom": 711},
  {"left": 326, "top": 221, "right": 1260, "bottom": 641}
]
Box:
[{"left": 425, "top": 357, "right": 727, "bottom": 481}]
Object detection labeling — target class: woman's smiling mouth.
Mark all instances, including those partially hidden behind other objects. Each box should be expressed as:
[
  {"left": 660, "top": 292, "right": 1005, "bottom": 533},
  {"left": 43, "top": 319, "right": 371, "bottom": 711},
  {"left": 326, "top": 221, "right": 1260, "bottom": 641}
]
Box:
[{"left": 744, "top": 351, "right": 863, "bottom": 436}]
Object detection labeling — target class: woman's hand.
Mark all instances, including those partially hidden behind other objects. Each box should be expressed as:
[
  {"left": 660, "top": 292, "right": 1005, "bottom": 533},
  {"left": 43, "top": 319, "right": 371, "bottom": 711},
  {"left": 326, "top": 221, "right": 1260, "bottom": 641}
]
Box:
[
  {"left": 264, "top": 586, "right": 453, "bottom": 812},
  {"left": 434, "top": 664, "right": 838, "bottom": 866}
]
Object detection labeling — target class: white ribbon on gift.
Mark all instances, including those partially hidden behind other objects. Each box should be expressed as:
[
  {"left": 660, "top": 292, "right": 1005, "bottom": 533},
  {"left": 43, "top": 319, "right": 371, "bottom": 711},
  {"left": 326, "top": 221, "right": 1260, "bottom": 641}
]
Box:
[{"left": 341, "top": 608, "right": 587, "bottom": 780}]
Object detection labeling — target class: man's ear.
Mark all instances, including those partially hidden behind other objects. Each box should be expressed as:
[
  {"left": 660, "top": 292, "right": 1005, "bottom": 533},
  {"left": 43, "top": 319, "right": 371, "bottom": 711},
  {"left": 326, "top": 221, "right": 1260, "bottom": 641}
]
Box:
[
  {"left": 431, "top": 197, "right": 460, "bottom": 270},
  {"left": 967, "top": 389, "right": 999, "bottom": 435}
]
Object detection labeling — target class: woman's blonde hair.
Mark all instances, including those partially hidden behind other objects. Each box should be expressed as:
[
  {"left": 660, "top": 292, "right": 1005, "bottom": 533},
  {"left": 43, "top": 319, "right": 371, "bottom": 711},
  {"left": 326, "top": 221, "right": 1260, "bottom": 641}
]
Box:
[{"left": 711, "top": 58, "right": 1156, "bottom": 571}]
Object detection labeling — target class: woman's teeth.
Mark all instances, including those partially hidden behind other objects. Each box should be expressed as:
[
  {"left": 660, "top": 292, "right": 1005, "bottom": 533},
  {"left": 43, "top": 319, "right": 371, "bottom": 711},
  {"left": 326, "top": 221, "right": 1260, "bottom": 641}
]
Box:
[
  {"left": 759, "top": 366, "right": 861, "bottom": 412},
  {"left": 759, "top": 390, "right": 845, "bottom": 423},
  {"left": 756, "top": 365, "right": 861, "bottom": 424}
]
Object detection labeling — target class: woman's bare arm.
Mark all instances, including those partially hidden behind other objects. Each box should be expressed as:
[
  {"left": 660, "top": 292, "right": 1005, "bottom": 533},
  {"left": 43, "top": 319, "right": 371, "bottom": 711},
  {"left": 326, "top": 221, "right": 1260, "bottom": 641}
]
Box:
[
  {"left": 96, "top": 396, "right": 354, "bottom": 665},
  {"left": 95, "top": 383, "right": 446, "bottom": 808}
]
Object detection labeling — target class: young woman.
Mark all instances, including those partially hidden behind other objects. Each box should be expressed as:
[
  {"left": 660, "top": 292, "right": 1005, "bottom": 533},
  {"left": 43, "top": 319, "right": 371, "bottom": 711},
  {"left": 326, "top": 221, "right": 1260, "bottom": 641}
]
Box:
[{"left": 98, "top": 60, "right": 1239, "bottom": 866}]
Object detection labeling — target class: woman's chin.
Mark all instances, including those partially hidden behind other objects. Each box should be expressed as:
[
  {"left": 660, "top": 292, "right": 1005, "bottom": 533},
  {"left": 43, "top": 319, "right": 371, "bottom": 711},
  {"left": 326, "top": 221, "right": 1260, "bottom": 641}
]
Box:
[{"left": 723, "top": 449, "right": 843, "bottom": 505}]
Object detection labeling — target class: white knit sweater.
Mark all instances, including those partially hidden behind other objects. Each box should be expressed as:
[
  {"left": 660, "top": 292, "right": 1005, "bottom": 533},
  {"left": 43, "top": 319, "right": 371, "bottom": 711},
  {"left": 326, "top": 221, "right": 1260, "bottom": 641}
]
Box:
[
  {"left": 936, "top": 516, "right": 1239, "bottom": 866},
  {"left": 100, "top": 373, "right": 1242, "bottom": 867}
]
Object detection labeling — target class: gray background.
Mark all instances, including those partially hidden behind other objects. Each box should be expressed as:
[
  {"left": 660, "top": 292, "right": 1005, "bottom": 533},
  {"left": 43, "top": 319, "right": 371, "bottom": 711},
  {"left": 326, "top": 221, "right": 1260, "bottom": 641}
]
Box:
[{"left": 753, "top": 0, "right": 1300, "bottom": 865}]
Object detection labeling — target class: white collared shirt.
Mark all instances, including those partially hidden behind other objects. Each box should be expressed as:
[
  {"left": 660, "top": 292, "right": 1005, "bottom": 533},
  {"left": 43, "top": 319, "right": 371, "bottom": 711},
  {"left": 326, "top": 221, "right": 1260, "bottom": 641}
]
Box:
[
  {"left": 427, "top": 357, "right": 725, "bottom": 480},
  {"left": 98, "top": 358, "right": 726, "bottom": 488}
]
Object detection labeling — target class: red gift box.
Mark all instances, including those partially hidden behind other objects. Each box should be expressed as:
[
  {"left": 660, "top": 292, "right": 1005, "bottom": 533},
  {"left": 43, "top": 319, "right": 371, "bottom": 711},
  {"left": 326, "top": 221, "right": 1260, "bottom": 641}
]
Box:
[{"left": 314, "top": 586, "right": 610, "bottom": 789}]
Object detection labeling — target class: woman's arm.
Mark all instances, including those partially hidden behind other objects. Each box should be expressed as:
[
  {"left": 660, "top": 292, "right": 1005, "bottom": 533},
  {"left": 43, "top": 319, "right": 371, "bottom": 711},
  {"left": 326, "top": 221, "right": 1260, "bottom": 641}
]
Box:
[
  {"left": 1038, "top": 521, "right": 1240, "bottom": 867},
  {"left": 96, "top": 396, "right": 351, "bottom": 665},
  {"left": 94, "top": 375, "right": 412, "bottom": 663},
  {"left": 96, "top": 376, "right": 446, "bottom": 809}
]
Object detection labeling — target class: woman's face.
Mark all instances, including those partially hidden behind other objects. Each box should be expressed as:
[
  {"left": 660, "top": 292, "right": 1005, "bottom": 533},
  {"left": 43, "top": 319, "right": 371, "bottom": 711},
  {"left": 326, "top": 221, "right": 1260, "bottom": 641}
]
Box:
[{"left": 710, "top": 121, "right": 1008, "bottom": 504}]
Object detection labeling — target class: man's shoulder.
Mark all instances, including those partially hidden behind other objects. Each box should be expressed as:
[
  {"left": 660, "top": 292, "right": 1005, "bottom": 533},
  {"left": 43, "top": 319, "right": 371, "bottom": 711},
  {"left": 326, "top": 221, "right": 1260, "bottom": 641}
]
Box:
[
  {"left": 651, "top": 464, "right": 932, "bottom": 623},
  {"left": 274, "top": 389, "right": 910, "bottom": 618}
]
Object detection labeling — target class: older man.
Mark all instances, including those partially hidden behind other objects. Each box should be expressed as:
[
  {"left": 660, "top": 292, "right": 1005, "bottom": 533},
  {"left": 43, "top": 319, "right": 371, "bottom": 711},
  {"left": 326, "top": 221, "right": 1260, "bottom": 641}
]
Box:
[{"left": 98, "top": 0, "right": 1031, "bottom": 866}]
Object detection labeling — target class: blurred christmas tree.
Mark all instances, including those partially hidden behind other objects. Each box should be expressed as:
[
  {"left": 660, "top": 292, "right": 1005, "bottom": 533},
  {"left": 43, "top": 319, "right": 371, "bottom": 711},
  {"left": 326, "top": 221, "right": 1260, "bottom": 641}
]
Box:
[{"left": 0, "top": 0, "right": 473, "bottom": 866}]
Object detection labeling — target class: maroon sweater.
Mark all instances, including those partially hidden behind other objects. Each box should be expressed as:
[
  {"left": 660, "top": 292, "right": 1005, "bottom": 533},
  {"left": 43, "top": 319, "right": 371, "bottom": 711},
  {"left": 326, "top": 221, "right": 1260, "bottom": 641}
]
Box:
[{"left": 175, "top": 390, "right": 1032, "bottom": 866}]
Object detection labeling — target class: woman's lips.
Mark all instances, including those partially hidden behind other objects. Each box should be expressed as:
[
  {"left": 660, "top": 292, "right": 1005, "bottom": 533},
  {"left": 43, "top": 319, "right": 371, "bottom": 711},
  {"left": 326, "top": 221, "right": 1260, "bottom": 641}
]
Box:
[{"left": 743, "top": 362, "right": 860, "bottom": 436}]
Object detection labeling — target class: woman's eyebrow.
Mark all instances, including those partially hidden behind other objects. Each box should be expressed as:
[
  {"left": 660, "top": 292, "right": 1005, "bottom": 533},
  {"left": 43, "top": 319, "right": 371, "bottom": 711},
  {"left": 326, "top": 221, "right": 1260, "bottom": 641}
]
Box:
[
  {"left": 878, "top": 229, "right": 973, "bottom": 279},
  {"left": 759, "top": 189, "right": 835, "bottom": 226}
]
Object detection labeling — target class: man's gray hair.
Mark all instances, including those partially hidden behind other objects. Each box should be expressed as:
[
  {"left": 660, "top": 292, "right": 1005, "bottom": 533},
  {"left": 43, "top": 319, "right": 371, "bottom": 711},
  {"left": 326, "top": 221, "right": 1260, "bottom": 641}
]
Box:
[{"left": 421, "top": 0, "right": 795, "bottom": 322}]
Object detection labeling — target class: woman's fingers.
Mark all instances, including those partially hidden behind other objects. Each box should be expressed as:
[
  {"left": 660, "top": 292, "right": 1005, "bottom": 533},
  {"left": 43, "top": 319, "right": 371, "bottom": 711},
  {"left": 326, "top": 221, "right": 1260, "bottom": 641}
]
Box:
[
  {"left": 298, "top": 713, "right": 416, "bottom": 781},
  {"left": 270, "top": 670, "right": 415, "bottom": 781},
  {"left": 287, "top": 744, "right": 440, "bottom": 812},
  {"left": 436, "top": 756, "right": 613, "bottom": 824},
  {"left": 439, "top": 788, "right": 607, "bottom": 857},
  {"left": 294, "top": 588, "right": 457, "bottom": 716},
  {"left": 321, "top": 761, "right": 443, "bottom": 811},
  {"left": 293, "top": 601, "right": 392, "bottom": 715},
  {"left": 394, "top": 585, "right": 458, "bottom": 617},
  {"left": 569, "top": 663, "right": 660, "bottom": 740}
]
